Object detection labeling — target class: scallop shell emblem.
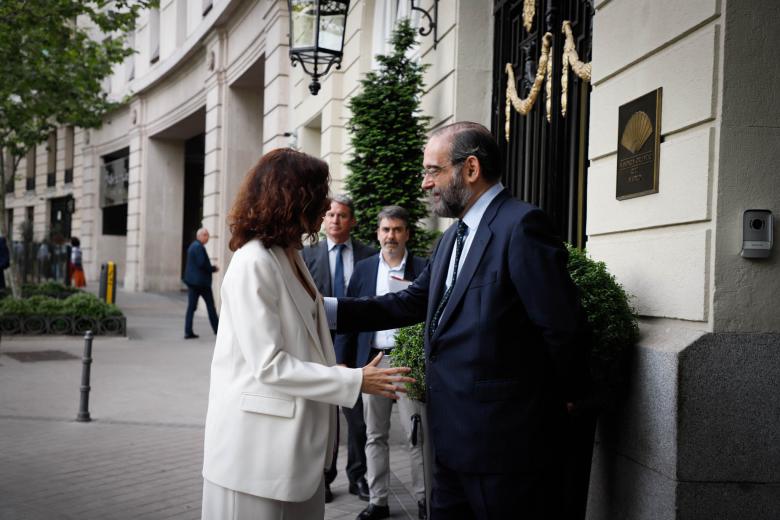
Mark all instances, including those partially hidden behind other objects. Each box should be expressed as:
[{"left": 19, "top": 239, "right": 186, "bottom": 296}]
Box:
[{"left": 620, "top": 111, "right": 653, "bottom": 154}]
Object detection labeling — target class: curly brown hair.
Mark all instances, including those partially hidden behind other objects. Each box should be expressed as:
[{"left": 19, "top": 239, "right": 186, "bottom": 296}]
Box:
[{"left": 228, "top": 148, "right": 330, "bottom": 251}]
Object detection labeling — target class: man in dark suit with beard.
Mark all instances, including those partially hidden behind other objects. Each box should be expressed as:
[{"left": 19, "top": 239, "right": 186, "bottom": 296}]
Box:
[
  {"left": 302, "top": 194, "right": 376, "bottom": 503},
  {"left": 327, "top": 122, "right": 590, "bottom": 519}
]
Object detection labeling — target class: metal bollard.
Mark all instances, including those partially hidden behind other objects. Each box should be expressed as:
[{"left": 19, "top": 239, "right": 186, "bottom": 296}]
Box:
[{"left": 76, "top": 331, "right": 94, "bottom": 422}]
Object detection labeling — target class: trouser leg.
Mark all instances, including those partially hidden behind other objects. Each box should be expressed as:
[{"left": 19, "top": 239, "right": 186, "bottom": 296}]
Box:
[
  {"left": 397, "top": 393, "right": 426, "bottom": 501},
  {"left": 184, "top": 286, "right": 198, "bottom": 335},
  {"left": 363, "top": 364, "right": 394, "bottom": 506},
  {"left": 343, "top": 394, "right": 367, "bottom": 484},
  {"left": 324, "top": 406, "right": 339, "bottom": 485},
  {"left": 202, "top": 287, "right": 220, "bottom": 334}
]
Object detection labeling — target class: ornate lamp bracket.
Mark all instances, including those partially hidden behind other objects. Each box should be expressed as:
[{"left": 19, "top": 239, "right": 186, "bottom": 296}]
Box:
[{"left": 410, "top": 0, "right": 439, "bottom": 49}]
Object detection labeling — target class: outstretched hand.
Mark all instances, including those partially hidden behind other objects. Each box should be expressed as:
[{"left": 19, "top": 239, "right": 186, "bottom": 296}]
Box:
[{"left": 361, "top": 352, "right": 415, "bottom": 400}]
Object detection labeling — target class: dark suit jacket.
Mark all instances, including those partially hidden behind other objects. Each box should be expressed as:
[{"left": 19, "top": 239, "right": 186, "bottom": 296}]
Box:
[
  {"left": 0, "top": 237, "right": 9, "bottom": 290},
  {"left": 337, "top": 189, "right": 590, "bottom": 475},
  {"left": 301, "top": 238, "right": 376, "bottom": 297},
  {"left": 335, "top": 252, "right": 428, "bottom": 368},
  {"left": 183, "top": 240, "right": 217, "bottom": 288}
]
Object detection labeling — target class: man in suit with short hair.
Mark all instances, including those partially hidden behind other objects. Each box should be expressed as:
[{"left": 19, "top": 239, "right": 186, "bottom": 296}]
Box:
[
  {"left": 302, "top": 194, "right": 376, "bottom": 503},
  {"left": 0, "top": 234, "right": 10, "bottom": 291},
  {"left": 329, "top": 122, "right": 590, "bottom": 519},
  {"left": 336, "top": 206, "right": 428, "bottom": 520},
  {"left": 183, "top": 227, "right": 219, "bottom": 339}
]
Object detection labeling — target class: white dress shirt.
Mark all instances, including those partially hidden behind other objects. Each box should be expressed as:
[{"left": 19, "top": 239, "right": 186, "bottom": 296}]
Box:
[
  {"left": 443, "top": 182, "right": 504, "bottom": 291},
  {"left": 373, "top": 251, "right": 408, "bottom": 349}
]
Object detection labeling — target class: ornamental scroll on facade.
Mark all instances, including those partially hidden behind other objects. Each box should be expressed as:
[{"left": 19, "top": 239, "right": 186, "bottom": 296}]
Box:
[{"left": 505, "top": 18, "right": 593, "bottom": 142}]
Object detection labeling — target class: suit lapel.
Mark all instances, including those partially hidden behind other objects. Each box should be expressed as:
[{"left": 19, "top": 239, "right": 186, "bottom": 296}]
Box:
[
  {"left": 431, "top": 190, "right": 510, "bottom": 342},
  {"left": 426, "top": 225, "right": 457, "bottom": 330},
  {"left": 317, "top": 241, "right": 332, "bottom": 296},
  {"left": 270, "top": 246, "right": 326, "bottom": 361}
]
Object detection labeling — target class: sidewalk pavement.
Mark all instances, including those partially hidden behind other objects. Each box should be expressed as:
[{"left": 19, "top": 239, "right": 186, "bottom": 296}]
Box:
[{"left": 0, "top": 289, "right": 421, "bottom": 519}]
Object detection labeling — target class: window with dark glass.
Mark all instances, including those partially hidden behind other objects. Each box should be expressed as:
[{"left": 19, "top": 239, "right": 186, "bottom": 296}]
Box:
[
  {"left": 25, "top": 148, "right": 35, "bottom": 191},
  {"left": 64, "top": 127, "right": 74, "bottom": 184},
  {"left": 46, "top": 131, "right": 56, "bottom": 187},
  {"left": 100, "top": 148, "right": 130, "bottom": 236}
]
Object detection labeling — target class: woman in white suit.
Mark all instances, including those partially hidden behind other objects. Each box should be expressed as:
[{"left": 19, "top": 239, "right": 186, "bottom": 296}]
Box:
[{"left": 202, "top": 149, "right": 413, "bottom": 519}]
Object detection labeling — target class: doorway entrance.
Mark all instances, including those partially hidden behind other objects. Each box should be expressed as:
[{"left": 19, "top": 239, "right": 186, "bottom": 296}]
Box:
[
  {"left": 181, "top": 133, "right": 205, "bottom": 278},
  {"left": 492, "top": 0, "right": 593, "bottom": 248},
  {"left": 50, "top": 195, "right": 73, "bottom": 240}
]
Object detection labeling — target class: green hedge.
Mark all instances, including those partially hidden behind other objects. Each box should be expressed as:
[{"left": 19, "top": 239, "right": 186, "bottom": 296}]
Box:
[
  {"left": 22, "top": 282, "right": 82, "bottom": 299},
  {"left": 0, "top": 292, "right": 122, "bottom": 319}
]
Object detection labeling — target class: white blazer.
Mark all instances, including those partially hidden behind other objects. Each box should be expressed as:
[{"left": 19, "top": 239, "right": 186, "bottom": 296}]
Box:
[{"left": 202, "top": 239, "right": 363, "bottom": 502}]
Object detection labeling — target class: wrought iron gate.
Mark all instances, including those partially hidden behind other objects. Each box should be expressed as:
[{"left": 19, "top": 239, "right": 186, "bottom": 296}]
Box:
[{"left": 492, "top": 0, "right": 593, "bottom": 248}]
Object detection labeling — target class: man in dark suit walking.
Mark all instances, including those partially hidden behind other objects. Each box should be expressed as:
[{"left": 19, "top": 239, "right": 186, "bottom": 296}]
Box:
[
  {"left": 302, "top": 194, "right": 376, "bottom": 503},
  {"left": 335, "top": 206, "right": 428, "bottom": 520},
  {"left": 329, "top": 122, "right": 590, "bottom": 519},
  {"left": 183, "top": 227, "right": 219, "bottom": 339},
  {"left": 0, "top": 234, "right": 9, "bottom": 292}
]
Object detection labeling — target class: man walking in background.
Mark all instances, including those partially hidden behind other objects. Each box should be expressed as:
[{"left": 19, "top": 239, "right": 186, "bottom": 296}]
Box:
[
  {"left": 183, "top": 227, "right": 219, "bottom": 340},
  {"left": 336, "top": 206, "right": 428, "bottom": 520},
  {"left": 303, "top": 194, "right": 375, "bottom": 503}
]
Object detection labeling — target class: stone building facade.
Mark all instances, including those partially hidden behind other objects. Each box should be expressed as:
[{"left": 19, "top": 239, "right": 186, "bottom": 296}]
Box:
[{"left": 3, "top": 1, "right": 777, "bottom": 517}]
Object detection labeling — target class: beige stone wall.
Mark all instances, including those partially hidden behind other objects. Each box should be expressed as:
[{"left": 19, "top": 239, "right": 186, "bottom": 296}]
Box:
[{"left": 586, "top": 0, "right": 723, "bottom": 327}]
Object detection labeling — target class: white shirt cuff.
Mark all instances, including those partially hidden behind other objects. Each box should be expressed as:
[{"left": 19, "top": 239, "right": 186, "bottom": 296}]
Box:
[{"left": 323, "top": 297, "right": 338, "bottom": 330}]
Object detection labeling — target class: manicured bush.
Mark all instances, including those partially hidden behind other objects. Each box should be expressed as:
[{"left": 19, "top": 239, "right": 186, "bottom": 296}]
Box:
[
  {"left": 0, "top": 291, "right": 124, "bottom": 335},
  {"left": 391, "top": 323, "right": 427, "bottom": 402},
  {"left": 22, "top": 281, "right": 81, "bottom": 299},
  {"left": 345, "top": 18, "right": 435, "bottom": 256}
]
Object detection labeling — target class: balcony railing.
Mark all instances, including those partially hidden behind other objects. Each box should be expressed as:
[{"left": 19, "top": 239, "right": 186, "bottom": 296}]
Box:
[
  {"left": 64, "top": 168, "right": 73, "bottom": 184},
  {"left": 26, "top": 177, "right": 35, "bottom": 191},
  {"left": 47, "top": 172, "right": 56, "bottom": 187}
]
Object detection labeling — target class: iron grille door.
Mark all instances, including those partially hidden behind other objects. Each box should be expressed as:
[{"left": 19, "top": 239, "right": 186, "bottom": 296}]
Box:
[{"left": 492, "top": 0, "right": 593, "bottom": 248}]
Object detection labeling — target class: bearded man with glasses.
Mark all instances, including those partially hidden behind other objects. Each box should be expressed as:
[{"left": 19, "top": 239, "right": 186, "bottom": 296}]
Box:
[{"left": 326, "top": 122, "right": 591, "bottom": 519}]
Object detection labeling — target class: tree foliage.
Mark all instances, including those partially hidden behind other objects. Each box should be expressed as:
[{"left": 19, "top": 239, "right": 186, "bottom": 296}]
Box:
[
  {"left": 0, "top": 0, "right": 155, "bottom": 295},
  {"left": 345, "top": 18, "right": 435, "bottom": 255}
]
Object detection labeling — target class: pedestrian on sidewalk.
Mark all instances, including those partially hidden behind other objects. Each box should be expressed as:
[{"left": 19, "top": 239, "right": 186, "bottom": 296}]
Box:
[
  {"left": 201, "top": 148, "right": 414, "bottom": 520},
  {"left": 70, "top": 237, "right": 86, "bottom": 287},
  {"left": 183, "top": 227, "right": 219, "bottom": 339},
  {"left": 335, "top": 206, "right": 428, "bottom": 520}
]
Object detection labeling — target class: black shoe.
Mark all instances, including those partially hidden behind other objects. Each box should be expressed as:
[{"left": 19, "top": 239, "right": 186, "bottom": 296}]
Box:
[
  {"left": 324, "top": 482, "right": 333, "bottom": 503},
  {"left": 349, "top": 477, "right": 370, "bottom": 501},
  {"left": 418, "top": 499, "right": 427, "bottom": 519},
  {"left": 184, "top": 333, "right": 199, "bottom": 339},
  {"left": 356, "top": 504, "right": 389, "bottom": 520}
]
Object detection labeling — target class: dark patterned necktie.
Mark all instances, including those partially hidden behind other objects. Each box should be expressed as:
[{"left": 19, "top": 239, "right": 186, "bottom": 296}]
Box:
[
  {"left": 333, "top": 243, "right": 345, "bottom": 297},
  {"left": 429, "top": 220, "right": 468, "bottom": 339}
]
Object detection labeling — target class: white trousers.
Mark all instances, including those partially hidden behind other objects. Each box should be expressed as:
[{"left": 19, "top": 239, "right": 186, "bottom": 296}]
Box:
[
  {"left": 363, "top": 355, "right": 426, "bottom": 506},
  {"left": 201, "top": 478, "right": 325, "bottom": 520}
]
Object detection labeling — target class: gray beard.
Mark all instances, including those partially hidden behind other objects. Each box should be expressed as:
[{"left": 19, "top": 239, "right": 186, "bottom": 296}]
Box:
[{"left": 431, "top": 165, "right": 471, "bottom": 218}]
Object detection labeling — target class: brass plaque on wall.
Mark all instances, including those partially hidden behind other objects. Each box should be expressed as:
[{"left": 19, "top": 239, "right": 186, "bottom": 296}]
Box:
[{"left": 616, "top": 88, "right": 662, "bottom": 200}]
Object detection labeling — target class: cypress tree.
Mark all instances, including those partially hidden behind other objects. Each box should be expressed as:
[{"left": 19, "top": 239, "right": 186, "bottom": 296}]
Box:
[{"left": 345, "top": 18, "right": 435, "bottom": 255}]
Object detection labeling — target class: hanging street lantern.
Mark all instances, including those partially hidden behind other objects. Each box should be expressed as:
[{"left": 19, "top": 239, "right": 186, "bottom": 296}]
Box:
[{"left": 287, "top": 0, "right": 350, "bottom": 95}]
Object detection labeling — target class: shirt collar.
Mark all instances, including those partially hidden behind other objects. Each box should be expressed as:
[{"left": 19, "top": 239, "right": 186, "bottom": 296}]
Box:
[
  {"left": 379, "top": 249, "right": 408, "bottom": 272},
  {"left": 461, "top": 182, "right": 504, "bottom": 231},
  {"left": 327, "top": 237, "right": 353, "bottom": 252}
]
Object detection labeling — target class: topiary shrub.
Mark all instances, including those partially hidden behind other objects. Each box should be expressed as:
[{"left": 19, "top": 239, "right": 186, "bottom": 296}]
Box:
[
  {"left": 391, "top": 323, "right": 427, "bottom": 402},
  {"left": 566, "top": 244, "right": 639, "bottom": 411},
  {"left": 390, "top": 245, "right": 640, "bottom": 406}
]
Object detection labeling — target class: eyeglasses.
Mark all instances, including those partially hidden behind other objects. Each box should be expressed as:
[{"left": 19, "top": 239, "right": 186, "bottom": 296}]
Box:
[{"left": 419, "top": 159, "right": 464, "bottom": 180}]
